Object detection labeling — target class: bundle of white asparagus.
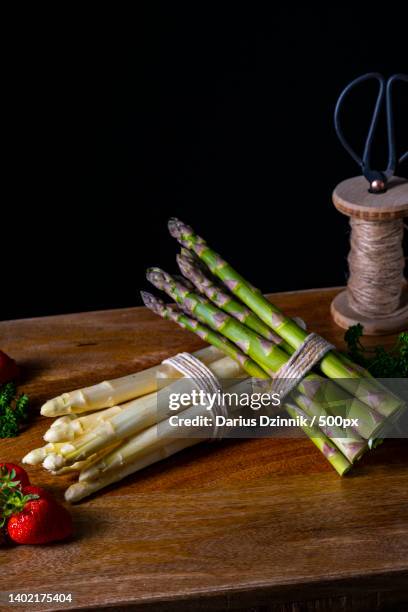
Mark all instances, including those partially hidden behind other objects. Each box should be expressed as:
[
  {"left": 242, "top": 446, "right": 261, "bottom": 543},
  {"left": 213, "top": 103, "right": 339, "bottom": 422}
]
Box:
[{"left": 24, "top": 346, "right": 258, "bottom": 502}]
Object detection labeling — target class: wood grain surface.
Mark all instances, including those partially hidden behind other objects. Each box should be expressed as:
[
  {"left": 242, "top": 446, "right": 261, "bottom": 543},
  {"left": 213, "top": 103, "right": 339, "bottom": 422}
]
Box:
[{"left": 0, "top": 288, "right": 407, "bottom": 612}]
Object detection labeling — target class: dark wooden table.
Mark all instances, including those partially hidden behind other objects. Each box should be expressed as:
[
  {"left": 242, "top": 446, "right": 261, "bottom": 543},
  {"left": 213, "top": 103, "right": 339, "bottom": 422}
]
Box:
[{"left": 0, "top": 288, "right": 407, "bottom": 611}]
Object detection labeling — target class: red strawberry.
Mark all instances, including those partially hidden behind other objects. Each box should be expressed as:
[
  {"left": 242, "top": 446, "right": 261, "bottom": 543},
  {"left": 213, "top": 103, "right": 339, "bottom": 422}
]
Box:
[
  {"left": 7, "top": 497, "right": 73, "bottom": 545},
  {"left": 0, "top": 351, "right": 20, "bottom": 384},
  {"left": 1, "top": 475, "right": 73, "bottom": 545},
  {"left": 0, "top": 463, "right": 30, "bottom": 489}
]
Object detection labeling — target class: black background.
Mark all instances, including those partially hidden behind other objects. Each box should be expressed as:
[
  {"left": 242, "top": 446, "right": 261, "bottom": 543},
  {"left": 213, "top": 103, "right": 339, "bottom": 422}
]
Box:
[{"left": 2, "top": 5, "right": 407, "bottom": 320}]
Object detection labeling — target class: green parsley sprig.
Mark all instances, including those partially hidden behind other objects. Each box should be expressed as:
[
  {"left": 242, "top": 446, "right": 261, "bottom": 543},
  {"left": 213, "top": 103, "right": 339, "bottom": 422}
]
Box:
[
  {"left": 345, "top": 324, "right": 408, "bottom": 377},
  {"left": 0, "top": 382, "right": 29, "bottom": 438}
]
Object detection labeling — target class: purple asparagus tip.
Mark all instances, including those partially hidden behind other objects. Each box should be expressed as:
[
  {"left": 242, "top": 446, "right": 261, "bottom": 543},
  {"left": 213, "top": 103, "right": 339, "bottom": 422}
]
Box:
[
  {"left": 176, "top": 254, "right": 194, "bottom": 278},
  {"left": 177, "top": 254, "right": 209, "bottom": 289},
  {"left": 168, "top": 217, "right": 192, "bottom": 240},
  {"left": 140, "top": 291, "right": 163, "bottom": 315},
  {"left": 146, "top": 267, "right": 170, "bottom": 290}
]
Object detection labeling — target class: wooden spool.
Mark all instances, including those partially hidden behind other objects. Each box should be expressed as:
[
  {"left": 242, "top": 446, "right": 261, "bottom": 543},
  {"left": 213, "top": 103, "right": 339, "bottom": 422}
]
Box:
[{"left": 331, "top": 175, "right": 408, "bottom": 335}]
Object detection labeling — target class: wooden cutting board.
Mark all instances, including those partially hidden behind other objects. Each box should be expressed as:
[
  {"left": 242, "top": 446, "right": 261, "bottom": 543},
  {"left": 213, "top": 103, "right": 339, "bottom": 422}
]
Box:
[{"left": 0, "top": 288, "right": 407, "bottom": 612}]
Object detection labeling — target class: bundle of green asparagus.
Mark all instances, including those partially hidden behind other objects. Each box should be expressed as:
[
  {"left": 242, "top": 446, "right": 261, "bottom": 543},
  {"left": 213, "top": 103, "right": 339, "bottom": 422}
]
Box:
[
  {"left": 140, "top": 218, "right": 403, "bottom": 470},
  {"left": 24, "top": 217, "right": 403, "bottom": 501}
]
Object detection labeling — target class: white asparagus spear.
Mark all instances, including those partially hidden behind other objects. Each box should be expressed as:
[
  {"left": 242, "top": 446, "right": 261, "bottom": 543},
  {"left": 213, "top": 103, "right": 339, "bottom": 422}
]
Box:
[
  {"left": 39, "top": 394, "right": 158, "bottom": 471},
  {"left": 41, "top": 345, "right": 223, "bottom": 417},
  {"left": 22, "top": 438, "right": 121, "bottom": 468},
  {"left": 43, "top": 405, "right": 124, "bottom": 442},
  {"left": 40, "top": 355, "right": 246, "bottom": 471},
  {"left": 65, "top": 438, "right": 200, "bottom": 503},
  {"left": 79, "top": 380, "right": 249, "bottom": 481},
  {"left": 49, "top": 442, "right": 123, "bottom": 475},
  {"left": 79, "top": 408, "right": 204, "bottom": 482},
  {"left": 23, "top": 442, "right": 72, "bottom": 465}
]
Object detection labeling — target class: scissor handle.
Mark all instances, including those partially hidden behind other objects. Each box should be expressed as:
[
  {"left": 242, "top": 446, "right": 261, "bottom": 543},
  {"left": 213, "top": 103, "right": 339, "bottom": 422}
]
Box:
[
  {"left": 334, "top": 72, "right": 408, "bottom": 190},
  {"left": 334, "top": 72, "right": 385, "bottom": 183}
]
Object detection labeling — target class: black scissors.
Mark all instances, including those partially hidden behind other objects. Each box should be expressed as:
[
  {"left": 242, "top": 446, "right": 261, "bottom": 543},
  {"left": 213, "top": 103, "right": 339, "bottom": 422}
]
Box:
[{"left": 334, "top": 72, "right": 408, "bottom": 193}]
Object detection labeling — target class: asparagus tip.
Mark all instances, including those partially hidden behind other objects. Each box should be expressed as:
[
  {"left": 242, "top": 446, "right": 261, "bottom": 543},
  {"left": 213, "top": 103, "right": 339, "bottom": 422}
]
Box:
[
  {"left": 168, "top": 217, "right": 189, "bottom": 239},
  {"left": 177, "top": 255, "right": 207, "bottom": 292},
  {"left": 177, "top": 253, "right": 209, "bottom": 290},
  {"left": 141, "top": 291, "right": 164, "bottom": 316},
  {"left": 43, "top": 424, "right": 75, "bottom": 443},
  {"left": 65, "top": 481, "right": 88, "bottom": 503},
  {"left": 43, "top": 429, "right": 61, "bottom": 443},
  {"left": 146, "top": 267, "right": 170, "bottom": 290},
  {"left": 176, "top": 254, "right": 194, "bottom": 278},
  {"left": 43, "top": 453, "right": 66, "bottom": 472},
  {"left": 22, "top": 448, "right": 46, "bottom": 465},
  {"left": 51, "top": 415, "right": 75, "bottom": 427},
  {"left": 40, "top": 400, "right": 56, "bottom": 416}
]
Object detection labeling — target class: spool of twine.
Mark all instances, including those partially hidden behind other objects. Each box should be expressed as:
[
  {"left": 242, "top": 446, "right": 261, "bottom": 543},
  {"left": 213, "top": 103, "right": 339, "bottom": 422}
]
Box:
[
  {"left": 331, "top": 176, "right": 408, "bottom": 335},
  {"left": 347, "top": 218, "right": 407, "bottom": 318}
]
